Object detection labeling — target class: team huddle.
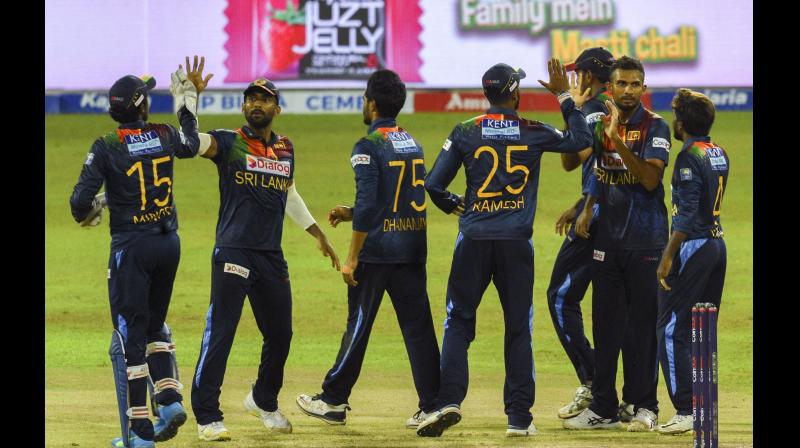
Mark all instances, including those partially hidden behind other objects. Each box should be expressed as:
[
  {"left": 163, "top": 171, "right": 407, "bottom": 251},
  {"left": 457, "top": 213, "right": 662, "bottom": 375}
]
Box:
[{"left": 70, "top": 49, "right": 729, "bottom": 447}]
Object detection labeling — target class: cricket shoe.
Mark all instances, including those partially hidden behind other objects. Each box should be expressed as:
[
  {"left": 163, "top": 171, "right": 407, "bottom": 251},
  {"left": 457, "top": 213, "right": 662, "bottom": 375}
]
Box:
[
  {"left": 563, "top": 408, "right": 622, "bottom": 430},
  {"left": 295, "top": 393, "right": 350, "bottom": 425},
  {"left": 406, "top": 409, "right": 433, "bottom": 429},
  {"left": 153, "top": 402, "right": 187, "bottom": 442},
  {"left": 618, "top": 401, "right": 635, "bottom": 423},
  {"left": 557, "top": 384, "right": 593, "bottom": 419},
  {"left": 627, "top": 408, "right": 658, "bottom": 432},
  {"left": 244, "top": 389, "right": 292, "bottom": 433},
  {"left": 112, "top": 431, "right": 155, "bottom": 448},
  {"left": 416, "top": 405, "right": 462, "bottom": 437},
  {"left": 197, "top": 421, "right": 231, "bottom": 441},
  {"left": 506, "top": 422, "right": 538, "bottom": 437},
  {"left": 656, "top": 413, "right": 692, "bottom": 434}
]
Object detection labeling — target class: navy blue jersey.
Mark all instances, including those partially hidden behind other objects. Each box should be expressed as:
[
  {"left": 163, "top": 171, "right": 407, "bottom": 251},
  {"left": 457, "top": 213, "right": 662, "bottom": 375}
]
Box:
[
  {"left": 425, "top": 99, "right": 593, "bottom": 240},
  {"left": 351, "top": 118, "right": 427, "bottom": 264},
  {"left": 70, "top": 109, "right": 200, "bottom": 251},
  {"left": 670, "top": 136, "right": 729, "bottom": 240},
  {"left": 579, "top": 88, "right": 612, "bottom": 193},
  {"left": 567, "top": 88, "right": 611, "bottom": 241},
  {"left": 587, "top": 104, "right": 671, "bottom": 250},
  {"left": 209, "top": 126, "right": 294, "bottom": 251}
]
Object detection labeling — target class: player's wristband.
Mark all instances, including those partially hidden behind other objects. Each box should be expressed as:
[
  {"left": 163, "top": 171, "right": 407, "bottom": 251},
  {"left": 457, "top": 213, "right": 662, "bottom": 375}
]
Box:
[{"left": 557, "top": 92, "right": 573, "bottom": 105}]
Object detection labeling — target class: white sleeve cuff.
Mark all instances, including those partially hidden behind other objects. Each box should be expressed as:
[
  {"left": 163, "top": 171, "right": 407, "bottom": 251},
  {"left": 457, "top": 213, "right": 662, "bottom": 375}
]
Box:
[
  {"left": 285, "top": 183, "right": 316, "bottom": 229},
  {"left": 198, "top": 133, "right": 212, "bottom": 156},
  {"left": 557, "top": 92, "right": 573, "bottom": 105}
]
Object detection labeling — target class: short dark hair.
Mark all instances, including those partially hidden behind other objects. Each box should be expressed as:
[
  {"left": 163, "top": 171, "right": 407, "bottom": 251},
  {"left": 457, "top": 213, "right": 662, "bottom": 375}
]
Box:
[
  {"left": 610, "top": 55, "right": 645, "bottom": 81},
  {"left": 109, "top": 98, "right": 145, "bottom": 123},
  {"left": 672, "top": 88, "right": 715, "bottom": 136},
  {"left": 365, "top": 69, "right": 406, "bottom": 118}
]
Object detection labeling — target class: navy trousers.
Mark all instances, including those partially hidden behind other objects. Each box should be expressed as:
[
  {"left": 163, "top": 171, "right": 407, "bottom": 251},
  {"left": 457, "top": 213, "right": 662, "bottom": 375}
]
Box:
[
  {"left": 546, "top": 233, "right": 638, "bottom": 402},
  {"left": 657, "top": 238, "right": 726, "bottom": 415},
  {"left": 589, "top": 248, "right": 662, "bottom": 418},
  {"left": 191, "top": 247, "right": 293, "bottom": 425},
  {"left": 109, "top": 231, "right": 182, "bottom": 439},
  {"left": 436, "top": 233, "right": 535, "bottom": 428},
  {"left": 320, "top": 262, "right": 440, "bottom": 412}
]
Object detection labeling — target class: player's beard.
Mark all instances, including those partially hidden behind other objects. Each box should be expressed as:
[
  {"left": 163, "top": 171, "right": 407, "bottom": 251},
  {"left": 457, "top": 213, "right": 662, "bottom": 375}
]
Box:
[
  {"left": 246, "top": 111, "right": 273, "bottom": 129},
  {"left": 673, "top": 121, "right": 684, "bottom": 141},
  {"left": 615, "top": 98, "right": 639, "bottom": 112},
  {"left": 362, "top": 104, "right": 371, "bottom": 125}
]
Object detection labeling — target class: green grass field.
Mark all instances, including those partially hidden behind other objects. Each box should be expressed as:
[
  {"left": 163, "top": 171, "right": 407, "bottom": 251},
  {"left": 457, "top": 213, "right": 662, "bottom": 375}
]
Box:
[{"left": 45, "top": 111, "right": 753, "bottom": 447}]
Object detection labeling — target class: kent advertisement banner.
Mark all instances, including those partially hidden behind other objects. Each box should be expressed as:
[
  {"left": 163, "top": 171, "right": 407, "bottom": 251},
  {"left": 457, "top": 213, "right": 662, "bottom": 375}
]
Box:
[{"left": 45, "top": 0, "right": 752, "bottom": 90}]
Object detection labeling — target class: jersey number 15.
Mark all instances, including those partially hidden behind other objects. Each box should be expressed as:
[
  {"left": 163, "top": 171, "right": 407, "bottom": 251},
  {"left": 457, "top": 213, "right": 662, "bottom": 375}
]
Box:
[{"left": 127, "top": 156, "right": 173, "bottom": 211}]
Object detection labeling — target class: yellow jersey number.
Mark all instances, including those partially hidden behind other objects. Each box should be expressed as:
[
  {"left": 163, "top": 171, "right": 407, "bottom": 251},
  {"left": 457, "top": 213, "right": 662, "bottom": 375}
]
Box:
[
  {"left": 474, "top": 145, "right": 530, "bottom": 198},
  {"left": 712, "top": 175, "right": 724, "bottom": 217},
  {"left": 388, "top": 158, "right": 427, "bottom": 213},
  {"left": 126, "top": 156, "right": 173, "bottom": 210}
]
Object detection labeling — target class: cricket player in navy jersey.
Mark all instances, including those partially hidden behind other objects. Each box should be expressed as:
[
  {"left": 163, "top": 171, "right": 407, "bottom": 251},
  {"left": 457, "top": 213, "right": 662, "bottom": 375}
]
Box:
[
  {"left": 295, "top": 69, "right": 441, "bottom": 429},
  {"left": 183, "top": 60, "right": 340, "bottom": 442},
  {"left": 416, "top": 59, "right": 593, "bottom": 438},
  {"left": 567, "top": 56, "right": 671, "bottom": 432},
  {"left": 654, "top": 89, "right": 728, "bottom": 434},
  {"left": 69, "top": 59, "right": 205, "bottom": 447},
  {"left": 548, "top": 47, "right": 637, "bottom": 422}
]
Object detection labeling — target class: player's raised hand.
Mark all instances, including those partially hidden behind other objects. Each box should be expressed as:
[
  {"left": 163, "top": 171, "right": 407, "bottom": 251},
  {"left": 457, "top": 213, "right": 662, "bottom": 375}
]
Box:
[
  {"left": 183, "top": 55, "right": 214, "bottom": 94},
  {"left": 603, "top": 99, "right": 620, "bottom": 139},
  {"left": 569, "top": 72, "right": 591, "bottom": 109},
  {"left": 328, "top": 205, "right": 353, "bottom": 227},
  {"left": 538, "top": 58, "right": 569, "bottom": 95}
]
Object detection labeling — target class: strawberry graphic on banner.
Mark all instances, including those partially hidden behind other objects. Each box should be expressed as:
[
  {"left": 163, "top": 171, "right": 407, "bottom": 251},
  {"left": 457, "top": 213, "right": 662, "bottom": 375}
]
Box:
[{"left": 224, "top": 0, "right": 421, "bottom": 82}]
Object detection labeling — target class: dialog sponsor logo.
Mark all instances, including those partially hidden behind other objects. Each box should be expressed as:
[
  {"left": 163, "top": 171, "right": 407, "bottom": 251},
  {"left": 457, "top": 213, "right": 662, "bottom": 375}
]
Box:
[
  {"left": 600, "top": 151, "right": 628, "bottom": 170},
  {"left": 246, "top": 155, "right": 291, "bottom": 177},
  {"left": 224, "top": 263, "right": 250, "bottom": 279}
]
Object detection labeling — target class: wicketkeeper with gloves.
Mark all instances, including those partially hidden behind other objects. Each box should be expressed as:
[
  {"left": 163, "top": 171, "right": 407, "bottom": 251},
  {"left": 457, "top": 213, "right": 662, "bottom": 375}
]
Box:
[{"left": 69, "top": 57, "right": 207, "bottom": 447}]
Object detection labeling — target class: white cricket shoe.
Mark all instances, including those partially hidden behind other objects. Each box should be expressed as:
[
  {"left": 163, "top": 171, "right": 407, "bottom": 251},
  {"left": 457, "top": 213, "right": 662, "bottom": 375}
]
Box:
[
  {"left": 243, "top": 390, "right": 292, "bottom": 433},
  {"left": 627, "top": 407, "right": 658, "bottom": 432},
  {"left": 618, "top": 401, "right": 635, "bottom": 423},
  {"left": 295, "top": 393, "right": 350, "bottom": 425},
  {"left": 656, "top": 414, "right": 692, "bottom": 434},
  {"left": 197, "top": 421, "right": 231, "bottom": 441},
  {"left": 563, "top": 408, "right": 622, "bottom": 430},
  {"left": 506, "top": 422, "right": 538, "bottom": 437},
  {"left": 416, "top": 405, "right": 462, "bottom": 437},
  {"left": 558, "top": 385, "right": 593, "bottom": 419},
  {"left": 406, "top": 409, "right": 433, "bottom": 429}
]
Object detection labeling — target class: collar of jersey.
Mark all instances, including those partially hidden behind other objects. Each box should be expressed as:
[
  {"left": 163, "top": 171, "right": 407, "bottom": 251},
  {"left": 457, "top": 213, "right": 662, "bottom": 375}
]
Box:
[
  {"left": 486, "top": 106, "right": 517, "bottom": 117},
  {"left": 681, "top": 135, "right": 711, "bottom": 152},
  {"left": 619, "top": 103, "right": 645, "bottom": 125},
  {"left": 118, "top": 120, "right": 147, "bottom": 130},
  {"left": 241, "top": 125, "right": 277, "bottom": 145},
  {"left": 368, "top": 117, "right": 397, "bottom": 134}
]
